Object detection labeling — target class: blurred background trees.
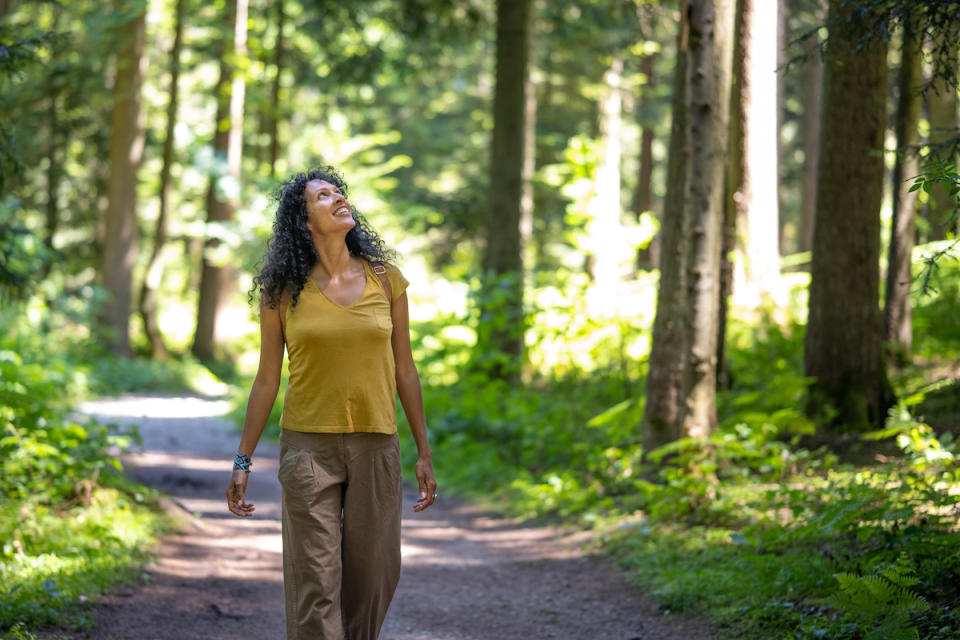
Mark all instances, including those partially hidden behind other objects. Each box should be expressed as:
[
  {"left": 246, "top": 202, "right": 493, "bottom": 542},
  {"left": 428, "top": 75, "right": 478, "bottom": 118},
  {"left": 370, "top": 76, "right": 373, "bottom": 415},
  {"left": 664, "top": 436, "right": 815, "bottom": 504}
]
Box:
[
  {"left": 2, "top": 0, "right": 958, "bottom": 438},
  {"left": 3, "top": 0, "right": 960, "bottom": 636},
  {"left": 2, "top": 0, "right": 958, "bottom": 440}
]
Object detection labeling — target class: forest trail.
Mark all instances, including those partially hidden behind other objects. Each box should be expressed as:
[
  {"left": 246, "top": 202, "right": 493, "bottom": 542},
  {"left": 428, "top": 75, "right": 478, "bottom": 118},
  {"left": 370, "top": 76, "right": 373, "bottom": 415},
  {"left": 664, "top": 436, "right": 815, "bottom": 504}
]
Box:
[{"left": 58, "top": 394, "right": 712, "bottom": 640}]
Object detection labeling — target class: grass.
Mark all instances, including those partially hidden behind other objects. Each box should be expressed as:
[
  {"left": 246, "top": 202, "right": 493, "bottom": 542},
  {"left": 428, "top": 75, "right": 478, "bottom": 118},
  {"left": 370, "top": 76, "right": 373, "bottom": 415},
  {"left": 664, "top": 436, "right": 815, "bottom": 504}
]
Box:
[
  {"left": 600, "top": 493, "right": 960, "bottom": 640},
  {"left": 0, "top": 482, "right": 169, "bottom": 633},
  {"left": 0, "top": 312, "right": 188, "bottom": 636}
]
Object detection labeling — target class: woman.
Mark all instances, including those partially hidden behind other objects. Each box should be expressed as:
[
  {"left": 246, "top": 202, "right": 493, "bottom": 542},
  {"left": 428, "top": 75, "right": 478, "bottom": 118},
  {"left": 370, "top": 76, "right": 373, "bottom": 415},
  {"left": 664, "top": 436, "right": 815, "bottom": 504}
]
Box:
[{"left": 226, "top": 166, "right": 437, "bottom": 640}]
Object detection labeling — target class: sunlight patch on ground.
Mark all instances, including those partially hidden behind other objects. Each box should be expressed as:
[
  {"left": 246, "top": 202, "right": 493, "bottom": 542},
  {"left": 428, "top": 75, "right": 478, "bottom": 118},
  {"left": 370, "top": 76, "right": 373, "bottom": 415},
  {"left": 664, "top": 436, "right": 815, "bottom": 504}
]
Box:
[
  {"left": 399, "top": 543, "right": 428, "bottom": 558},
  {"left": 78, "top": 396, "right": 232, "bottom": 419},
  {"left": 125, "top": 452, "right": 279, "bottom": 473}
]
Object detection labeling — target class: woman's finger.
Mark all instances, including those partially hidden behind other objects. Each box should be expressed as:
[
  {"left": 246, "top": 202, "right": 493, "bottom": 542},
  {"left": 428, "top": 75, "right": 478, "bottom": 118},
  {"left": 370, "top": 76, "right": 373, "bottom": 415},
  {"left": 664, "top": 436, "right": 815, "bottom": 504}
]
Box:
[
  {"left": 226, "top": 480, "right": 255, "bottom": 517},
  {"left": 412, "top": 474, "right": 438, "bottom": 512}
]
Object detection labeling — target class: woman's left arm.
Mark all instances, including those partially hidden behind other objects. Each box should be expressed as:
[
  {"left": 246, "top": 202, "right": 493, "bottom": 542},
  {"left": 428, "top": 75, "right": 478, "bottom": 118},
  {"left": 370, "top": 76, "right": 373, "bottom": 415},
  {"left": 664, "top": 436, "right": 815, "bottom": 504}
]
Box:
[{"left": 391, "top": 291, "right": 437, "bottom": 512}]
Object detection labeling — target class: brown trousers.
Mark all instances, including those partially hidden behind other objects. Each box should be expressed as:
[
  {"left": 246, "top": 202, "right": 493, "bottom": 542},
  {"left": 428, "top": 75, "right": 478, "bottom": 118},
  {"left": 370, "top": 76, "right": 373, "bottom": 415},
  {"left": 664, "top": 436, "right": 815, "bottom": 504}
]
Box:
[{"left": 278, "top": 430, "right": 402, "bottom": 640}]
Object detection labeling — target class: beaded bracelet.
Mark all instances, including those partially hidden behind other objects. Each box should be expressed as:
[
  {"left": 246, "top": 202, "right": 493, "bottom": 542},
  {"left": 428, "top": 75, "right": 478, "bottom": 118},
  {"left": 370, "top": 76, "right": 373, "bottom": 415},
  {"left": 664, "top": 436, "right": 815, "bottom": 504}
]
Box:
[{"left": 234, "top": 452, "right": 251, "bottom": 472}]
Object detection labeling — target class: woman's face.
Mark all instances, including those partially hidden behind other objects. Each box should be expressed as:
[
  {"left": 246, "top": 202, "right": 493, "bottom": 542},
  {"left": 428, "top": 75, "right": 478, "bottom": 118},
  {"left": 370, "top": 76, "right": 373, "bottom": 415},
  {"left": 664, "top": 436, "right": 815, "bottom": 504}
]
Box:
[{"left": 303, "top": 179, "right": 355, "bottom": 238}]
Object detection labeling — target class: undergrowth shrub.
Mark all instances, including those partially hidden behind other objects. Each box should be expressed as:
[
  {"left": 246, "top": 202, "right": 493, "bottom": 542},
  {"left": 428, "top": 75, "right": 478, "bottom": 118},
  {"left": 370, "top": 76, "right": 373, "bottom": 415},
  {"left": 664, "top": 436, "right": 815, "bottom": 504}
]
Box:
[
  {"left": 829, "top": 554, "right": 929, "bottom": 640},
  {"left": 0, "top": 300, "right": 166, "bottom": 633},
  {"left": 0, "top": 332, "right": 136, "bottom": 505},
  {"left": 402, "top": 290, "right": 960, "bottom": 638}
]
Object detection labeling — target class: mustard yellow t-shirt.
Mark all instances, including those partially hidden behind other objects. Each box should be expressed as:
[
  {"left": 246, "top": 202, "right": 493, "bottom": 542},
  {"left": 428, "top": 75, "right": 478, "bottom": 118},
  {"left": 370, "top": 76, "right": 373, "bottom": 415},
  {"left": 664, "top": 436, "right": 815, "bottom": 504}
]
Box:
[{"left": 279, "top": 260, "right": 409, "bottom": 434}]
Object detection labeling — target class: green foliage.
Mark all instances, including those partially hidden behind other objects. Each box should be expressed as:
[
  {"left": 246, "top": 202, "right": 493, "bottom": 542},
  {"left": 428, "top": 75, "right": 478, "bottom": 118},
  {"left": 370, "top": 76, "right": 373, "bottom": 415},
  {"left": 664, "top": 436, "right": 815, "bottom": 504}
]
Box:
[
  {"left": 2, "top": 622, "right": 41, "bottom": 640},
  {"left": 0, "top": 348, "right": 135, "bottom": 505},
  {"left": 389, "top": 287, "right": 960, "bottom": 639},
  {"left": 85, "top": 353, "right": 227, "bottom": 397},
  {"left": 0, "top": 27, "right": 64, "bottom": 193},
  {"left": 908, "top": 248, "right": 960, "bottom": 371},
  {"left": 829, "top": 554, "right": 928, "bottom": 640},
  {"left": 0, "top": 485, "right": 166, "bottom": 632},
  {"left": 0, "top": 298, "right": 170, "bottom": 634},
  {"left": 909, "top": 160, "right": 959, "bottom": 292},
  {"left": 470, "top": 269, "right": 526, "bottom": 380},
  {"left": 0, "top": 204, "right": 54, "bottom": 303}
]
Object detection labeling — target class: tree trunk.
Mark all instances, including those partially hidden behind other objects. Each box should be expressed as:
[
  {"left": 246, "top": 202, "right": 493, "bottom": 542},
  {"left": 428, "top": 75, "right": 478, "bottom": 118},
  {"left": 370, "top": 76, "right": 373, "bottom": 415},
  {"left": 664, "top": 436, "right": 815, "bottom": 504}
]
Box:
[
  {"left": 44, "top": 5, "right": 61, "bottom": 256},
  {"left": 268, "top": 0, "right": 285, "bottom": 177},
  {"left": 192, "top": 0, "right": 248, "bottom": 362},
  {"left": 520, "top": 22, "right": 537, "bottom": 263},
  {"left": 884, "top": 15, "right": 922, "bottom": 360},
  {"left": 681, "top": 0, "right": 735, "bottom": 438},
  {"left": 804, "top": 0, "right": 892, "bottom": 431},
  {"left": 140, "top": 0, "right": 185, "bottom": 361},
  {"left": 731, "top": 0, "right": 780, "bottom": 308},
  {"left": 45, "top": 81, "right": 59, "bottom": 251},
  {"left": 642, "top": 6, "right": 690, "bottom": 451},
  {"left": 719, "top": 0, "right": 746, "bottom": 390},
  {"left": 634, "top": 56, "right": 655, "bottom": 219},
  {"left": 775, "top": 0, "right": 787, "bottom": 254},
  {"left": 478, "top": 0, "right": 532, "bottom": 379},
  {"left": 799, "top": 13, "right": 823, "bottom": 255},
  {"left": 926, "top": 43, "right": 959, "bottom": 241},
  {"left": 633, "top": 53, "right": 658, "bottom": 270},
  {"left": 101, "top": 7, "right": 146, "bottom": 357}
]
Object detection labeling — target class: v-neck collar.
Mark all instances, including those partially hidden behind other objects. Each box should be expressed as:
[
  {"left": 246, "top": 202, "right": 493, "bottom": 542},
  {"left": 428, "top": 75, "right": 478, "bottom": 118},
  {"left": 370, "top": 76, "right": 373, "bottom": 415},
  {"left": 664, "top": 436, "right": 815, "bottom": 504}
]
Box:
[{"left": 309, "top": 260, "right": 370, "bottom": 309}]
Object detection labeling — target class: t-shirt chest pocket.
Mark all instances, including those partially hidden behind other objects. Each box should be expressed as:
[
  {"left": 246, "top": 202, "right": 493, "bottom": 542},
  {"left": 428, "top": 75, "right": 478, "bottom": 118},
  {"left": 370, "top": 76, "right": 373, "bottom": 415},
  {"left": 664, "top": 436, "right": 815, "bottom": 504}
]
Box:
[{"left": 374, "top": 308, "right": 392, "bottom": 333}]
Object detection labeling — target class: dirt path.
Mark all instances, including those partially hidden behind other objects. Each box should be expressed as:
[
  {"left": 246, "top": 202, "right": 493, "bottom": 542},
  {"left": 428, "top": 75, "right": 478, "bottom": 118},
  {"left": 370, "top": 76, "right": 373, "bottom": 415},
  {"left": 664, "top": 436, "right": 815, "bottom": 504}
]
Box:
[{"left": 60, "top": 394, "right": 711, "bottom": 640}]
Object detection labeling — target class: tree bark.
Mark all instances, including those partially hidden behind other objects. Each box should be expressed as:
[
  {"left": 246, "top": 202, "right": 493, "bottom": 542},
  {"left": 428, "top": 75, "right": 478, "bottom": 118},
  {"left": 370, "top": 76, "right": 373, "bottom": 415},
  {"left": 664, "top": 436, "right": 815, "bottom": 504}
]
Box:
[
  {"left": 45, "top": 76, "right": 59, "bottom": 252},
  {"left": 520, "top": 19, "right": 537, "bottom": 263},
  {"left": 478, "top": 0, "right": 532, "bottom": 379},
  {"left": 192, "top": 0, "right": 247, "bottom": 362},
  {"left": 634, "top": 55, "right": 655, "bottom": 220},
  {"left": 804, "top": 0, "right": 892, "bottom": 431},
  {"left": 799, "top": 13, "right": 823, "bottom": 255},
  {"left": 140, "top": 0, "right": 185, "bottom": 361},
  {"left": 633, "top": 53, "right": 658, "bottom": 270},
  {"left": 642, "top": 6, "right": 690, "bottom": 451},
  {"left": 44, "top": 5, "right": 61, "bottom": 256},
  {"left": 681, "top": 0, "right": 735, "bottom": 438},
  {"left": 926, "top": 43, "right": 959, "bottom": 241},
  {"left": 101, "top": 6, "right": 147, "bottom": 357},
  {"left": 719, "top": 0, "right": 746, "bottom": 390},
  {"left": 884, "top": 15, "right": 922, "bottom": 360},
  {"left": 775, "top": 0, "right": 787, "bottom": 254}
]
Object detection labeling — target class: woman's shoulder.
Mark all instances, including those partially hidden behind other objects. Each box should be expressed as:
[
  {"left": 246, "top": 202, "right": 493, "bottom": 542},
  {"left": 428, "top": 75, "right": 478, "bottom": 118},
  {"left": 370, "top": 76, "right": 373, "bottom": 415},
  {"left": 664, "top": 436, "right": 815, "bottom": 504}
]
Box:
[
  {"left": 365, "top": 258, "right": 402, "bottom": 276},
  {"left": 365, "top": 259, "right": 408, "bottom": 299}
]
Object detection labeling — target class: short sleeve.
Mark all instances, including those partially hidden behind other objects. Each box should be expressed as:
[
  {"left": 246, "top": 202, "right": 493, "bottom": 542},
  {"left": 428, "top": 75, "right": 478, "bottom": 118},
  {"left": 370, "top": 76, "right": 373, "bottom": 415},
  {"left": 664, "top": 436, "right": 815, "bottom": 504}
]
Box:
[{"left": 385, "top": 264, "right": 409, "bottom": 301}]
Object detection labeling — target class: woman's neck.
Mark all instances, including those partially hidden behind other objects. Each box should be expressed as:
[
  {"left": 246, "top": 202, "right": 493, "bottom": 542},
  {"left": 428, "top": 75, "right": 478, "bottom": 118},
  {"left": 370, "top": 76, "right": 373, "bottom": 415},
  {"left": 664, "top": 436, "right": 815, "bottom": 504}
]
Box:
[{"left": 311, "top": 235, "right": 354, "bottom": 278}]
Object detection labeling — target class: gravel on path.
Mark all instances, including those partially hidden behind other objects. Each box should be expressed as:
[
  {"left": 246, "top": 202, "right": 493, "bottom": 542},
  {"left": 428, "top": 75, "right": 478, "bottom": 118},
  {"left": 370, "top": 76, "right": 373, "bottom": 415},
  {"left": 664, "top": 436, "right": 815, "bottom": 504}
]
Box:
[{"left": 51, "top": 394, "right": 712, "bottom": 640}]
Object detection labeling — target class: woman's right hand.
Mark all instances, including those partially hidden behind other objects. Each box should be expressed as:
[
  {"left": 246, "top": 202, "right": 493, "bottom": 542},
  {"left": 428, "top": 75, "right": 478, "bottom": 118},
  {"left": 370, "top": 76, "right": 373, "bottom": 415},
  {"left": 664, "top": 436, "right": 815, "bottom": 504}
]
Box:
[{"left": 226, "top": 468, "right": 255, "bottom": 517}]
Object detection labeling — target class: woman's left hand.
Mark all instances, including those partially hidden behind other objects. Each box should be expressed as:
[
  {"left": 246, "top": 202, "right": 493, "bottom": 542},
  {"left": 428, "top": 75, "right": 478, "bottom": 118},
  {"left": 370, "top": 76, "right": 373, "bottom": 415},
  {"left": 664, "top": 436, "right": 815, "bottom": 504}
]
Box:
[{"left": 413, "top": 455, "right": 437, "bottom": 512}]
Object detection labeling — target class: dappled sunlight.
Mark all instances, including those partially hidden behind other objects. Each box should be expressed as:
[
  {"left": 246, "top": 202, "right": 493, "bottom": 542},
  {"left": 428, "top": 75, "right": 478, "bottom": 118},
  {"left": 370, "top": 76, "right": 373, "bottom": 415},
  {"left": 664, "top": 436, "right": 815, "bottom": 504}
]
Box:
[
  {"left": 123, "top": 452, "right": 243, "bottom": 472},
  {"left": 79, "top": 396, "right": 232, "bottom": 419},
  {"left": 3, "top": 0, "right": 959, "bottom": 636},
  {"left": 150, "top": 541, "right": 283, "bottom": 583}
]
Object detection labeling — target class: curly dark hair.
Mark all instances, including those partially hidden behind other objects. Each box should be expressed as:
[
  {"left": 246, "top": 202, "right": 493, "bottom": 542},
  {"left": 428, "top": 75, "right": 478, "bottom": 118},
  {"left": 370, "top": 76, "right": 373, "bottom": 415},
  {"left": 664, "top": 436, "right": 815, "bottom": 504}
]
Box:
[{"left": 250, "top": 166, "right": 397, "bottom": 310}]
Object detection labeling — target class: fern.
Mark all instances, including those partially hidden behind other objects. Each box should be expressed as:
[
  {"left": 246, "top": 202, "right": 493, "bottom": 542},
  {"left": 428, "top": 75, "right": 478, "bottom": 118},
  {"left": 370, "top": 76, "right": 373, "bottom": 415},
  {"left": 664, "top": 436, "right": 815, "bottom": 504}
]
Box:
[{"left": 828, "top": 554, "right": 928, "bottom": 639}]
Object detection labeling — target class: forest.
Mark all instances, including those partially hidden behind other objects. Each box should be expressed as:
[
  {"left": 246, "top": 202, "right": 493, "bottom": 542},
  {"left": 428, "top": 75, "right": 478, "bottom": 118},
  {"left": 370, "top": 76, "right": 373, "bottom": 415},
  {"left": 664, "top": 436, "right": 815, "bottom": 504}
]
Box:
[{"left": 1, "top": 0, "right": 959, "bottom": 638}]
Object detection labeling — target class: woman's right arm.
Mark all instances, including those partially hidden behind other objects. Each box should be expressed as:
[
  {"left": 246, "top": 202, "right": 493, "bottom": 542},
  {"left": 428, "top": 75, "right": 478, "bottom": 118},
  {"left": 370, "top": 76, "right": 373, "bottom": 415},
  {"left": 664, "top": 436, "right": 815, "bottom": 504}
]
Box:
[{"left": 226, "top": 300, "right": 285, "bottom": 517}]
